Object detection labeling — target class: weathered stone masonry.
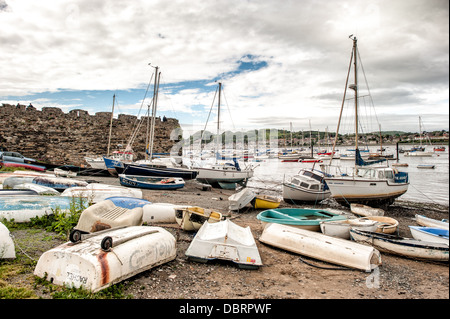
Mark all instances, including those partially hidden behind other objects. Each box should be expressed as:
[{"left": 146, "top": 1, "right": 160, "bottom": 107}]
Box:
[{"left": 0, "top": 103, "right": 181, "bottom": 166}]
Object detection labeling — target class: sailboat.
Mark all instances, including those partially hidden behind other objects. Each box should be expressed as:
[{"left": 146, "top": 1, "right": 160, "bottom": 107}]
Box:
[
  {"left": 323, "top": 36, "right": 409, "bottom": 208},
  {"left": 113, "top": 66, "right": 198, "bottom": 179},
  {"left": 193, "top": 82, "right": 255, "bottom": 189},
  {"left": 85, "top": 94, "right": 135, "bottom": 172},
  {"left": 404, "top": 116, "right": 434, "bottom": 157}
]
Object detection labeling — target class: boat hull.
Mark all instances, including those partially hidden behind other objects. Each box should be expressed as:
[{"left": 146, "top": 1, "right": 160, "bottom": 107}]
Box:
[
  {"left": 118, "top": 174, "right": 185, "bottom": 190},
  {"left": 256, "top": 208, "right": 347, "bottom": 232},
  {"left": 0, "top": 196, "right": 88, "bottom": 222},
  {"left": 61, "top": 183, "right": 143, "bottom": 203},
  {"left": 415, "top": 214, "right": 449, "bottom": 230},
  {"left": 282, "top": 182, "right": 331, "bottom": 203},
  {"left": 195, "top": 167, "right": 253, "bottom": 185},
  {"left": 34, "top": 226, "right": 176, "bottom": 292},
  {"left": 409, "top": 226, "right": 449, "bottom": 244},
  {"left": 319, "top": 218, "right": 379, "bottom": 239},
  {"left": 175, "top": 206, "right": 222, "bottom": 231},
  {"left": 259, "top": 223, "right": 381, "bottom": 272},
  {"left": 350, "top": 203, "right": 385, "bottom": 217},
  {"left": 228, "top": 188, "right": 256, "bottom": 211},
  {"left": 119, "top": 164, "right": 198, "bottom": 180},
  {"left": 0, "top": 221, "right": 16, "bottom": 259},
  {"left": 325, "top": 177, "right": 408, "bottom": 207},
  {"left": 252, "top": 195, "right": 281, "bottom": 209},
  {"left": 350, "top": 229, "right": 449, "bottom": 261},
  {"left": 186, "top": 220, "right": 262, "bottom": 269}
]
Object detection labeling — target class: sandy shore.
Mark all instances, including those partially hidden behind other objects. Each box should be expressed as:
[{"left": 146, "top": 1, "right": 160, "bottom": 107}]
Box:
[{"left": 6, "top": 175, "right": 449, "bottom": 302}]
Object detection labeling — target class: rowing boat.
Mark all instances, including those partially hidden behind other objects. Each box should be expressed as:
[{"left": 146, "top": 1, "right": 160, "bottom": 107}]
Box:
[
  {"left": 409, "top": 226, "right": 449, "bottom": 244},
  {"left": 350, "top": 229, "right": 449, "bottom": 261},
  {"left": 415, "top": 214, "right": 449, "bottom": 230},
  {"left": 259, "top": 223, "right": 381, "bottom": 272}
]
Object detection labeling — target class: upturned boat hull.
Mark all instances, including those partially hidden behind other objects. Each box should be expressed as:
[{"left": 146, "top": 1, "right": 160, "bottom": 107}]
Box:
[
  {"left": 259, "top": 223, "right": 381, "bottom": 272},
  {"left": 415, "top": 214, "right": 449, "bottom": 230},
  {"left": 34, "top": 226, "right": 176, "bottom": 292},
  {"left": 409, "top": 226, "right": 449, "bottom": 244},
  {"left": 0, "top": 221, "right": 16, "bottom": 259}
]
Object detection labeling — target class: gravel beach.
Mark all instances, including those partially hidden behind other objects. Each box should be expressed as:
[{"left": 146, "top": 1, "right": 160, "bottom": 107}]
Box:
[{"left": 5, "top": 175, "right": 449, "bottom": 301}]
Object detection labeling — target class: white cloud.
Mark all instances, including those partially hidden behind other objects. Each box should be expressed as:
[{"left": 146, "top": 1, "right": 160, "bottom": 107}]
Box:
[{"left": 0, "top": 0, "right": 448, "bottom": 133}]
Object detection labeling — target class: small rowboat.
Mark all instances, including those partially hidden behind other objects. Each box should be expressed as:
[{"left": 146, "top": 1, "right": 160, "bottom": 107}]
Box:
[
  {"left": 61, "top": 183, "right": 143, "bottom": 203},
  {"left": 0, "top": 221, "right": 15, "bottom": 259},
  {"left": 319, "top": 218, "right": 379, "bottom": 239},
  {"left": 350, "top": 203, "right": 384, "bottom": 217},
  {"left": 186, "top": 219, "right": 263, "bottom": 269},
  {"left": 361, "top": 216, "right": 399, "bottom": 234},
  {"left": 409, "top": 226, "right": 449, "bottom": 244},
  {"left": 175, "top": 206, "right": 222, "bottom": 231},
  {"left": 256, "top": 208, "right": 347, "bottom": 232},
  {"left": 350, "top": 228, "right": 449, "bottom": 262},
  {"left": 228, "top": 188, "right": 256, "bottom": 211},
  {"left": 118, "top": 174, "right": 185, "bottom": 190},
  {"left": 415, "top": 214, "right": 449, "bottom": 230},
  {"left": 34, "top": 226, "right": 176, "bottom": 292},
  {"left": 32, "top": 176, "right": 88, "bottom": 191},
  {"left": 252, "top": 195, "right": 281, "bottom": 209},
  {"left": 259, "top": 223, "right": 381, "bottom": 272}
]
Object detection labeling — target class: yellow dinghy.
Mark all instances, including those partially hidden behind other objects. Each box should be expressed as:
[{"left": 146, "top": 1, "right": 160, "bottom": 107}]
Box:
[
  {"left": 252, "top": 195, "right": 281, "bottom": 209},
  {"left": 175, "top": 206, "right": 222, "bottom": 231}
]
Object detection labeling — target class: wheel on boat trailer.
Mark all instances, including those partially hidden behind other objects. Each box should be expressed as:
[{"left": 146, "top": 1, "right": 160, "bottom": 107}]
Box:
[{"left": 101, "top": 236, "right": 113, "bottom": 251}]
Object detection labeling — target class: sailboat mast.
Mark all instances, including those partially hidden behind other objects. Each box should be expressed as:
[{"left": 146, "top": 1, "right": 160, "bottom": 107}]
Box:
[
  {"left": 149, "top": 67, "right": 160, "bottom": 161},
  {"left": 106, "top": 94, "right": 115, "bottom": 156},
  {"left": 352, "top": 36, "right": 359, "bottom": 152},
  {"left": 216, "top": 82, "right": 222, "bottom": 154}
]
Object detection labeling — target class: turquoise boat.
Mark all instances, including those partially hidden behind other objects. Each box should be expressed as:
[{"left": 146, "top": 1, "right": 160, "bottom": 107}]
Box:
[{"left": 257, "top": 208, "right": 347, "bottom": 231}]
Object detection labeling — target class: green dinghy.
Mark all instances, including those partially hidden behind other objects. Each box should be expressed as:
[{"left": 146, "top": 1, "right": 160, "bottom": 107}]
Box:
[{"left": 257, "top": 208, "right": 347, "bottom": 231}]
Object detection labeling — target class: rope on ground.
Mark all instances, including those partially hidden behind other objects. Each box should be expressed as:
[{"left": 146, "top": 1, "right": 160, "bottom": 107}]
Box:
[{"left": 9, "top": 233, "right": 36, "bottom": 262}]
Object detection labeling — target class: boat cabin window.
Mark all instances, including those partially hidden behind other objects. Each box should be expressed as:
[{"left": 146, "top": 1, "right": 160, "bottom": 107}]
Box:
[
  {"left": 291, "top": 178, "right": 301, "bottom": 186},
  {"left": 300, "top": 182, "right": 310, "bottom": 189},
  {"left": 310, "top": 184, "right": 319, "bottom": 190},
  {"left": 302, "top": 170, "right": 323, "bottom": 182},
  {"left": 378, "top": 171, "right": 384, "bottom": 179},
  {"left": 385, "top": 170, "right": 393, "bottom": 179}
]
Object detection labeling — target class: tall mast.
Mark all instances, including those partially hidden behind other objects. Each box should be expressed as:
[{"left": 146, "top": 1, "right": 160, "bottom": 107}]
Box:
[
  {"left": 352, "top": 36, "right": 359, "bottom": 152},
  {"left": 106, "top": 94, "right": 115, "bottom": 156},
  {"left": 216, "top": 82, "right": 222, "bottom": 154}
]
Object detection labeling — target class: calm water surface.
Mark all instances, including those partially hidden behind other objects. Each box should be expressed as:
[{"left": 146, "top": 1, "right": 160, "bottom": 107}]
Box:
[{"left": 246, "top": 145, "right": 449, "bottom": 207}]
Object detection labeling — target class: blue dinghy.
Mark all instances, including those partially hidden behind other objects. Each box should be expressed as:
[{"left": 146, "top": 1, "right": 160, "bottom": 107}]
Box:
[
  {"left": 257, "top": 208, "right": 347, "bottom": 231},
  {"left": 409, "top": 226, "right": 449, "bottom": 244},
  {"left": 119, "top": 174, "right": 185, "bottom": 190}
]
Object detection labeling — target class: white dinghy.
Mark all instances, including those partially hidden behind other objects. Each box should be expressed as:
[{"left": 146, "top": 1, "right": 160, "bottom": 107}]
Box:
[
  {"left": 143, "top": 203, "right": 192, "bottom": 224},
  {"left": 62, "top": 183, "right": 142, "bottom": 204},
  {"left": 185, "top": 219, "right": 262, "bottom": 269},
  {"left": 228, "top": 188, "right": 256, "bottom": 211},
  {"left": 70, "top": 200, "right": 143, "bottom": 241},
  {"left": 259, "top": 223, "right": 381, "bottom": 272},
  {"left": 415, "top": 214, "right": 449, "bottom": 230},
  {"left": 319, "top": 218, "right": 379, "bottom": 239},
  {"left": 350, "top": 228, "right": 448, "bottom": 262},
  {"left": 13, "top": 183, "right": 60, "bottom": 195},
  {"left": 34, "top": 226, "right": 176, "bottom": 292},
  {"left": 0, "top": 221, "right": 16, "bottom": 259},
  {"left": 350, "top": 203, "right": 384, "bottom": 217}
]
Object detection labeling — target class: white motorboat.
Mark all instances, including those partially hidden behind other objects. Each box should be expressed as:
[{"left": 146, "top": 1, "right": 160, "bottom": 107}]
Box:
[{"left": 282, "top": 168, "right": 331, "bottom": 203}]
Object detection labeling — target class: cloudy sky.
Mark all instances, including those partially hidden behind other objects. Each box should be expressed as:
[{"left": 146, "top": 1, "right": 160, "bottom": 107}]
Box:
[{"left": 0, "top": 0, "right": 448, "bottom": 137}]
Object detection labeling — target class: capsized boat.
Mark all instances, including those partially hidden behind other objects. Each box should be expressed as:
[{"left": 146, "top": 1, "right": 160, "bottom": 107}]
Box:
[
  {"left": 409, "top": 226, "right": 449, "bottom": 244},
  {"left": 143, "top": 203, "right": 192, "bottom": 224},
  {"left": 350, "top": 228, "right": 449, "bottom": 262},
  {"left": 118, "top": 174, "right": 185, "bottom": 190},
  {"left": 0, "top": 221, "right": 16, "bottom": 259},
  {"left": 252, "top": 195, "right": 281, "bottom": 210},
  {"left": 256, "top": 208, "right": 347, "bottom": 231},
  {"left": 319, "top": 218, "right": 379, "bottom": 239},
  {"left": 415, "top": 214, "right": 449, "bottom": 230},
  {"left": 350, "top": 203, "right": 384, "bottom": 217},
  {"left": 61, "top": 183, "right": 143, "bottom": 203},
  {"left": 70, "top": 200, "right": 143, "bottom": 241},
  {"left": 0, "top": 196, "right": 88, "bottom": 223},
  {"left": 13, "top": 183, "right": 60, "bottom": 195},
  {"left": 0, "top": 189, "right": 38, "bottom": 196},
  {"left": 259, "top": 223, "right": 381, "bottom": 272},
  {"left": 228, "top": 188, "right": 256, "bottom": 211},
  {"left": 105, "top": 196, "right": 152, "bottom": 209},
  {"left": 32, "top": 176, "right": 88, "bottom": 191},
  {"left": 34, "top": 226, "right": 176, "bottom": 292},
  {"left": 361, "top": 216, "right": 399, "bottom": 234},
  {"left": 175, "top": 206, "right": 222, "bottom": 231},
  {"left": 186, "top": 219, "right": 262, "bottom": 269}
]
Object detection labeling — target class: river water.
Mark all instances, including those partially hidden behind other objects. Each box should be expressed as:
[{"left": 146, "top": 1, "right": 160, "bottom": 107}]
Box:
[{"left": 244, "top": 144, "right": 449, "bottom": 207}]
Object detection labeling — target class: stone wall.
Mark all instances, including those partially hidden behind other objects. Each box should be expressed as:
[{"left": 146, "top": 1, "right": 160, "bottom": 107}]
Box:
[{"left": 0, "top": 103, "right": 181, "bottom": 166}]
